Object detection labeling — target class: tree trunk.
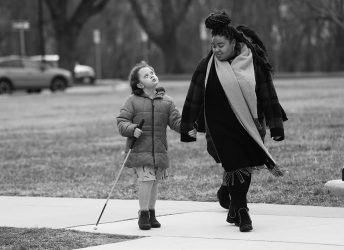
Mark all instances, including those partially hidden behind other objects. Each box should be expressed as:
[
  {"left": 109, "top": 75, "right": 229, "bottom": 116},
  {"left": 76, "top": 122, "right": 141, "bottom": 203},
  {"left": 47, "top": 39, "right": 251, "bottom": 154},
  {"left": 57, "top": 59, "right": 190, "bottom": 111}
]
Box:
[
  {"left": 334, "top": 28, "right": 344, "bottom": 71},
  {"left": 56, "top": 28, "right": 77, "bottom": 76},
  {"left": 128, "top": 0, "right": 192, "bottom": 74},
  {"left": 43, "top": 0, "right": 110, "bottom": 76},
  {"left": 304, "top": 24, "right": 313, "bottom": 71},
  {"left": 160, "top": 36, "right": 183, "bottom": 73}
]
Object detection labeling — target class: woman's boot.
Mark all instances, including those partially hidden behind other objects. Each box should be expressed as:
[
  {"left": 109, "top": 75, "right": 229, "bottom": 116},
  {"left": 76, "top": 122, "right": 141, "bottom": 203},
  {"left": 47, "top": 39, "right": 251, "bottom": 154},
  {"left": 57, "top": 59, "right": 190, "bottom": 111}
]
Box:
[
  {"left": 138, "top": 210, "right": 151, "bottom": 230},
  {"left": 149, "top": 209, "right": 161, "bottom": 228},
  {"left": 226, "top": 203, "right": 239, "bottom": 226},
  {"left": 238, "top": 207, "right": 253, "bottom": 232},
  {"left": 217, "top": 185, "right": 230, "bottom": 209}
]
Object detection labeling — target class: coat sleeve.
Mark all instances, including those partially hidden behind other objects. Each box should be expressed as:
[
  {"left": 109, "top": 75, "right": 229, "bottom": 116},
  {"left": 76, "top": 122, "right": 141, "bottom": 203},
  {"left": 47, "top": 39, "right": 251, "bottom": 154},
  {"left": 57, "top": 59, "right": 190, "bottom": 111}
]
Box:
[
  {"left": 116, "top": 97, "right": 138, "bottom": 137},
  {"left": 255, "top": 63, "right": 287, "bottom": 141},
  {"left": 180, "top": 58, "right": 207, "bottom": 142},
  {"left": 168, "top": 99, "right": 181, "bottom": 133}
]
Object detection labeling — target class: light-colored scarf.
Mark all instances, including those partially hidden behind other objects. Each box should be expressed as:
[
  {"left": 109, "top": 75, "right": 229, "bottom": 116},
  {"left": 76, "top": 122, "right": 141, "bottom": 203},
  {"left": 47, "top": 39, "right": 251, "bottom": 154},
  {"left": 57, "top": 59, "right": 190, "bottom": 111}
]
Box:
[{"left": 205, "top": 44, "right": 275, "bottom": 165}]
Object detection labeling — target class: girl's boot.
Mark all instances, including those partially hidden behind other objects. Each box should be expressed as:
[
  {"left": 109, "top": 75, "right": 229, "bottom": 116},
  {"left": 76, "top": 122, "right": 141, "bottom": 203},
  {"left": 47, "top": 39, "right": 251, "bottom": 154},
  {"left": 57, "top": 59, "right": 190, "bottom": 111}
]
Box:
[
  {"left": 138, "top": 210, "right": 151, "bottom": 230},
  {"left": 149, "top": 209, "right": 161, "bottom": 228},
  {"left": 238, "top": 207, "right": 253, "bottom": 232}
]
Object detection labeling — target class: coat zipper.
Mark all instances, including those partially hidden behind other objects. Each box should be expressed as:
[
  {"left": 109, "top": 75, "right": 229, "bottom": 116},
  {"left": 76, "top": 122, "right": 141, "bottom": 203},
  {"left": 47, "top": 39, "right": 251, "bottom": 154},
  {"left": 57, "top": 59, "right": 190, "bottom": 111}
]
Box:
[{"left": 151, "top": 99, "right": 155, "bottom": 166}]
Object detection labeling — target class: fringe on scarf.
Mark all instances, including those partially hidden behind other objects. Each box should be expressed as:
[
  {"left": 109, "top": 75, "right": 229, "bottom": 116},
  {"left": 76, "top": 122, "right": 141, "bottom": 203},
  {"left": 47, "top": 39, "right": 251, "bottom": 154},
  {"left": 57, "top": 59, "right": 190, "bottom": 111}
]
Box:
[{"left": 222, "top": 165, "right": 284, "bottom": 186}]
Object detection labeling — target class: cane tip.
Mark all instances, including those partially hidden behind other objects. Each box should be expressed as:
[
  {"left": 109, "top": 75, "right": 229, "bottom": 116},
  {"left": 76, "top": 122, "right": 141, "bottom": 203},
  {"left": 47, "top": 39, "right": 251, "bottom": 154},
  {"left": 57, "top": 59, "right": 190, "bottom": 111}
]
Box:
[{"left": 93, "top": 226, "right": 98, "bottom": 230}]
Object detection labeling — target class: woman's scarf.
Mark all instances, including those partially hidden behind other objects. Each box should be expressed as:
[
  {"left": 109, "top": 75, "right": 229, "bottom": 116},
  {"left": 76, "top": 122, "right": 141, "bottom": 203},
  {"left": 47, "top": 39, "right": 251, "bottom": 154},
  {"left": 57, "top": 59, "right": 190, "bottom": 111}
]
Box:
[{"left": 205, "top": 44, "right": 276, "bottom": 166}]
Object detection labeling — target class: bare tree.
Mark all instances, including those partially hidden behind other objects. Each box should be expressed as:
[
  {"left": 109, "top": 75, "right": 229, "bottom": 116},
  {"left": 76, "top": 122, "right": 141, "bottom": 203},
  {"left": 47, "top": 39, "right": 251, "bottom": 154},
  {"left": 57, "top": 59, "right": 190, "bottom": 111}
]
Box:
[
  {"left": 129, "top": 0, "right": 192, "bottom": 73},
  {"left": 305, "top": 0, "right": 344, "bottom": 29},
  {"left": 44, "top": 0, "right": 110, "bottom": 72},
  {"left": 303, "top": 0, "right": 344, "bottom": 70}
]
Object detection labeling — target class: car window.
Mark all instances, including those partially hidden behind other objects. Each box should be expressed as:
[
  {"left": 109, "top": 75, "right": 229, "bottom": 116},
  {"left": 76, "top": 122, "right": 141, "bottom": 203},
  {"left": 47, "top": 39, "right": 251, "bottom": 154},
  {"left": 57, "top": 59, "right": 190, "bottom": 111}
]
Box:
[
  {"left": 44, "top": 61, "right": 58, "bottom": 68},
  {"left": 0, "top": 60, "right": 23, "bottom": 68},
  {"left": 22, "top": 60, "right": 41, "bottom": 69}
]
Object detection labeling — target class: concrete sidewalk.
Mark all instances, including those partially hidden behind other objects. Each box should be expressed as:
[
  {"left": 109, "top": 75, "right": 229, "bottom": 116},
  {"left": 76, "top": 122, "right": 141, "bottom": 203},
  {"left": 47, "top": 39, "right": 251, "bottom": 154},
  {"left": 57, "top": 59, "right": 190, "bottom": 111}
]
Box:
[{"left": 1, "top": 196, "right": 343, "bottom": 250}]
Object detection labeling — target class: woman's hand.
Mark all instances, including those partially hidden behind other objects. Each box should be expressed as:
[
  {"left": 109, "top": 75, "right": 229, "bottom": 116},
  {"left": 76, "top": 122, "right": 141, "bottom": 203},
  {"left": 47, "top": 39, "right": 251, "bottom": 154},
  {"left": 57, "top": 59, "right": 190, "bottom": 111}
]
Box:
[
  {"left": 188, "top": 129, "right": 197, "bottom": 138},
  {"left": 133, "top": 128, "right": 143, "bottom": 138}
]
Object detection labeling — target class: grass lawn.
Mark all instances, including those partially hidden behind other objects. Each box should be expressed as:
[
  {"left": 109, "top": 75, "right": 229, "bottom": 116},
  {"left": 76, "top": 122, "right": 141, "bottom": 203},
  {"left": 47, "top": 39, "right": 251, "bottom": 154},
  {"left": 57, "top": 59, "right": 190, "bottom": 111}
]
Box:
[
  {"left": 0, "top": 227, "right": 141, "bottom": 250},
  {"left": 1, "top": 77, "right": 344, "bottom": 249},
  {"left": 1, "top": 78, "right": 343, "bottom": 206}
]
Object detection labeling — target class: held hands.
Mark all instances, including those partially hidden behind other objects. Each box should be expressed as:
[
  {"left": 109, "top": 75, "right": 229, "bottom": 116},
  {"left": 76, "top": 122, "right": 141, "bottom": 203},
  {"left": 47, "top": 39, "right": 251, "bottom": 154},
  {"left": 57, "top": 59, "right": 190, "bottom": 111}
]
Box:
[
  {"left": 135, "top": 127, "right": 196, "bottom": 139},
  {"left": 188, "top": 128, "right": 197, "bottom": 138},
  {"left": 133, "top": 128, "right": 143, "bottom": 138}
]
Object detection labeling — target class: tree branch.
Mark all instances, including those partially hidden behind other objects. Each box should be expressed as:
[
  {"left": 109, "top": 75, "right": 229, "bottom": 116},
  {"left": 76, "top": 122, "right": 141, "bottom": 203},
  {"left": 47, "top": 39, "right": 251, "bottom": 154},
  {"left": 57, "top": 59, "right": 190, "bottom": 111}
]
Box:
[
  {"left": 44, "top": 0, "right": 67, "bottom": 20},
  {"left": 69, "top": 0, "right": 110, "bottom": 31},
  {"left": 160, "top": 0, "right": 192, "bottom": 35},
  {"left": 173, "top": 0, "right": 192, "bottom": 30},
  {"left": 128, "top": 0, "right": 160, "bottom": 43},
  {"left": 91, "top": 0, "right": 110, "bottom": 14},
  {"left": 305, "top": 0, "right": 344, "bottom": 30}
]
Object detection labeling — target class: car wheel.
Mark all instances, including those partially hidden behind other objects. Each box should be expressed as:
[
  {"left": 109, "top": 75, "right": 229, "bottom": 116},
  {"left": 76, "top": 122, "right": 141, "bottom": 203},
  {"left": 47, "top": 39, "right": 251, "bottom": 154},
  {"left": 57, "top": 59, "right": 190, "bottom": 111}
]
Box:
[
  {"left": 50, "top": 77, "right": 67, "bottom": 92},
  {"left": 0, "top": 79, "right": 13, "bottom": 95}
]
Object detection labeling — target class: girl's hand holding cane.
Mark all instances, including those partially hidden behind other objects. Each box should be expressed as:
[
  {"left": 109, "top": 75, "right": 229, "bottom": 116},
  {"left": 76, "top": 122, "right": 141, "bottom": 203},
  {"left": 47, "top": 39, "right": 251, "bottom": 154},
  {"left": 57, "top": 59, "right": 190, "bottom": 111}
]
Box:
[{"left": 134, "top": 128, "right": 143, "bottom": 138}]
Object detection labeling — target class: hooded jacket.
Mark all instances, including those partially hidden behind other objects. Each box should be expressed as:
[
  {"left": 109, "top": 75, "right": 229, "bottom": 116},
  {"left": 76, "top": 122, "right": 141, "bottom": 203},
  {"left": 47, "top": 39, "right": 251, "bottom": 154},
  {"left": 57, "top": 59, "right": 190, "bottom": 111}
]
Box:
[{"left": 117, "top": 88, "right": 181, "bottom": 170}]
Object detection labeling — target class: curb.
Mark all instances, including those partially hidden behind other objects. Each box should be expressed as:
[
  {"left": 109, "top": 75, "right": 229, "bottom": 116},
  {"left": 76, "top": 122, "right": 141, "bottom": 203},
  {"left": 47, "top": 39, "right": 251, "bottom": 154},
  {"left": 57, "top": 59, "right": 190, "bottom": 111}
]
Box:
[{"left": 324, "top": 179, "right": 344, "bottom": 196}]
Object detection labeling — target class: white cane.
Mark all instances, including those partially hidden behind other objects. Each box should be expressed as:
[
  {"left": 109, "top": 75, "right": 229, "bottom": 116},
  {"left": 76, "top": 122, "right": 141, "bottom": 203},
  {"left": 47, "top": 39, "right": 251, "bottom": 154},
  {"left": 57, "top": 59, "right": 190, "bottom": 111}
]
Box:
[{"left": 94, "top": 119, "right": 144, "bottom": 229}]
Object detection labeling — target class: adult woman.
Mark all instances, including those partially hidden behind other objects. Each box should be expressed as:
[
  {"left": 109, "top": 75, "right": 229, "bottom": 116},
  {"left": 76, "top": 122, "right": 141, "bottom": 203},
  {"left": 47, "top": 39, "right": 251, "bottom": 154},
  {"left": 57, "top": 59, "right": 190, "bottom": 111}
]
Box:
[{"left": 180, "top": 11, "right": 287, "bottom": 232}]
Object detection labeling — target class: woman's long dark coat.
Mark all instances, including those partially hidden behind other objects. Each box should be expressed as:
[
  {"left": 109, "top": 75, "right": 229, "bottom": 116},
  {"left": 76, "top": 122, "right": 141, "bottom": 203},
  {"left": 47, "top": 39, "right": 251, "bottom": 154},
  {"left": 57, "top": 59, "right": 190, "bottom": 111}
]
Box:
[{"left": 180, "top": 52, "right": 287, "bottom": 171}]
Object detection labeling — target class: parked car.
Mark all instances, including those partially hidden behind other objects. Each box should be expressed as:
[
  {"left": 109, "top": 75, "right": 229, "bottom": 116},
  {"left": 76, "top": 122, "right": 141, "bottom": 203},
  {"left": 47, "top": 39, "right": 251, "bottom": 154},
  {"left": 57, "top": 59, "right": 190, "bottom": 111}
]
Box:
[
  {"left": 0, "top": 55, "right": 73, "bottom": 94},
  {"left": 30, "top": 55, "right": 96, "bottom": 84}
]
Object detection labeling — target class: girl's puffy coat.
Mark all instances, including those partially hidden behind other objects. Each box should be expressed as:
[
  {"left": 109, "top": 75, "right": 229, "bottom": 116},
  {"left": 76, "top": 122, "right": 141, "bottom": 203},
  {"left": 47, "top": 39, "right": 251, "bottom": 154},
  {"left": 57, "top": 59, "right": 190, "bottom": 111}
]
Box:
[{"left": 117, "top": 91, "right": 181, "bottom": 170}]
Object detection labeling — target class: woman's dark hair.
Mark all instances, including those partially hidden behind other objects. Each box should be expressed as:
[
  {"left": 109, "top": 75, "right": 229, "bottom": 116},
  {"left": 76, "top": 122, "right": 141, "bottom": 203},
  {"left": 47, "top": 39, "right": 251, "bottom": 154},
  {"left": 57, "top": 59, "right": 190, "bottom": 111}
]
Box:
[
  {"left": 236, "top": 25, "right": 267, "bottom": 52},
  {"left": 128, "top": 61, "right": 154, "bottom": 96},
  {"left": 205, "top": 11, "right": 272, "bottom": 73},
  {"left": 205, "top": 11, "right": 236, "bottom": 41}
]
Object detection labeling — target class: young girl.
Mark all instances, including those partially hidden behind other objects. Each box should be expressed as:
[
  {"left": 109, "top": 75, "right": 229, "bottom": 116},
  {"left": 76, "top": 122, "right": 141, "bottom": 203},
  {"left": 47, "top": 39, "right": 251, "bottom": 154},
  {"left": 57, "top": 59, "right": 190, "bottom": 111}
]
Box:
[{"left": 117, "top": 61, "right": 195, "bottom": 230}]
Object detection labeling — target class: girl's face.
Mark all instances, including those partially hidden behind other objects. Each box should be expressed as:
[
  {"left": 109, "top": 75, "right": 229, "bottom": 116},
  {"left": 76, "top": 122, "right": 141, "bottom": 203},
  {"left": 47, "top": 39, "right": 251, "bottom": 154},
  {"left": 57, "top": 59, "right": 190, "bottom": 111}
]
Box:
[
  {"left": 211, "top": 35, "right": 236, "bottom": 61},
  {"left": 137, "top": 66, "right": 159, "bottom": 89}
]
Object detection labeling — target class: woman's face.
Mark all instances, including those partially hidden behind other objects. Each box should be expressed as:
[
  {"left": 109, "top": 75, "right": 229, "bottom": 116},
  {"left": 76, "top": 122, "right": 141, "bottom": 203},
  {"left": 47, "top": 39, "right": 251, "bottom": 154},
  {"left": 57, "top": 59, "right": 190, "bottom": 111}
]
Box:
[{"left": 211, "top": 35, "right": 236, "bottom": 61}]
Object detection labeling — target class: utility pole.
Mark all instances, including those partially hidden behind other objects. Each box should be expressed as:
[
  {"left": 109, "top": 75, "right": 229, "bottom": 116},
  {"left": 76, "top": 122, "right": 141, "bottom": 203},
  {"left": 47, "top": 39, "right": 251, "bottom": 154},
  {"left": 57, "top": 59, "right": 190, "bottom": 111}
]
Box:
[
  {"left": 93, "top": 29, "right": 102, "bottom": 79},
  {"left": 199, "top": 22, "right": 209, "bottom": 58},
  {"left": 140, "top": 30, "right": 148, "bottom": 61},
  {"left": 12, "top": 21, "right": 30, "bottom": 56},
  {"left": 38, "top": 0, "right": 45, "bottom": 58}
]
